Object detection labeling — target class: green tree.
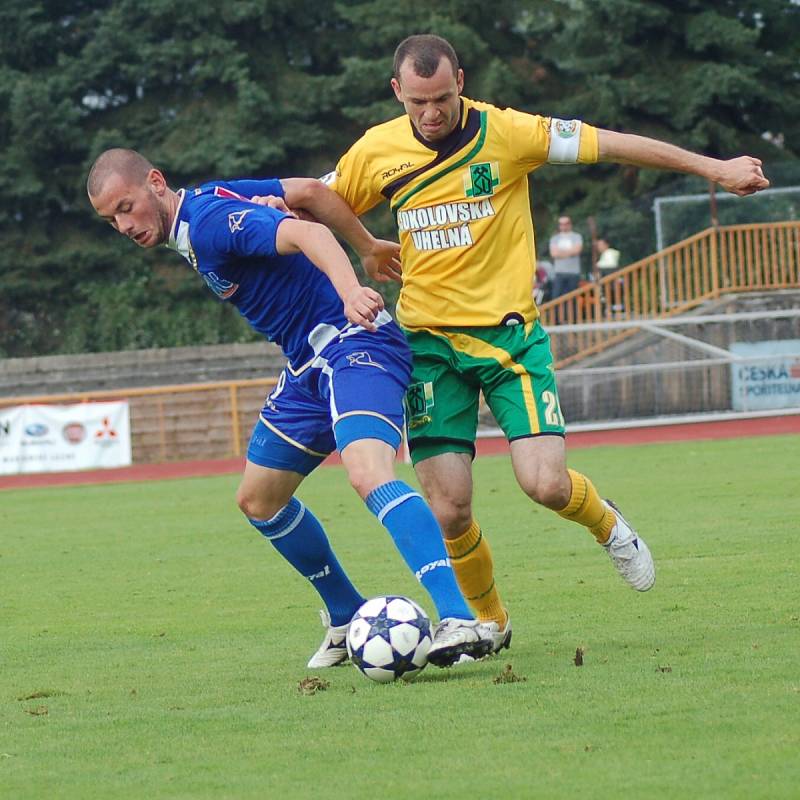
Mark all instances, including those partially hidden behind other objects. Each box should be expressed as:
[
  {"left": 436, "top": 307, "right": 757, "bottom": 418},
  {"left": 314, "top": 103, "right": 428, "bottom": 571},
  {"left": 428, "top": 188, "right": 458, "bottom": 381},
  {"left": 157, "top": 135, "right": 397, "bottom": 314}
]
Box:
[
  {"left": 0, "top": 0, "right": 797, "bottom": 357},
  {"left": 0, "top": 0, "right": 348, "bottom": 356},
  {"left": 514, "top": 0, "right": 799, "bottom": 260}
]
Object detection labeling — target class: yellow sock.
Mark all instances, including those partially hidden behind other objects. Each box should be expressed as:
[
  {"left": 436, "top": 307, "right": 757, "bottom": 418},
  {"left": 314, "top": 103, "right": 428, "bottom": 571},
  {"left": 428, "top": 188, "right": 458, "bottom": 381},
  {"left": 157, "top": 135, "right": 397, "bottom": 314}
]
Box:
[
  {"left": 557, "top": 469, "right": 616, "bottom": 544},
  {"left": 445, "top": 521, "right": 508, "bottom": 626}
]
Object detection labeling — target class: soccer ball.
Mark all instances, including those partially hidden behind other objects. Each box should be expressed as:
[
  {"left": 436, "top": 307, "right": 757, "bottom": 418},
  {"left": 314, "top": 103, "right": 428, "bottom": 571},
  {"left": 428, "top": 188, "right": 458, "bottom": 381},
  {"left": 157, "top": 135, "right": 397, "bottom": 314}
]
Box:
[{"left": 346, "top": 596, "right": 433, "bottom": 683}]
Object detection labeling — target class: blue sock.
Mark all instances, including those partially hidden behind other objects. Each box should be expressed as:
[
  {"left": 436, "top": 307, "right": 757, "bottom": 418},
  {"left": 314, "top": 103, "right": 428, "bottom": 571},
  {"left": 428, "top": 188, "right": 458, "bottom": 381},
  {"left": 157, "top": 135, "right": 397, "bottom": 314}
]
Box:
[
  {"left": 365, "top": 480, "right": 473, "bottom": 621},
  {"left": 248, "top": 498, "right": 364, "bottom": 626}
]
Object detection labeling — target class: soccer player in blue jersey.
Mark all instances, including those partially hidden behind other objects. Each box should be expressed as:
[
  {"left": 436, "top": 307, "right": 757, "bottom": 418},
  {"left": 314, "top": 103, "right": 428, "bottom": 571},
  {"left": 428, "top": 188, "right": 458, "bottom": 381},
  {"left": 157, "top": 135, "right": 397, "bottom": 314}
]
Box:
[{"left": 87, "top": 147, "right": 495, "bottom": 668}]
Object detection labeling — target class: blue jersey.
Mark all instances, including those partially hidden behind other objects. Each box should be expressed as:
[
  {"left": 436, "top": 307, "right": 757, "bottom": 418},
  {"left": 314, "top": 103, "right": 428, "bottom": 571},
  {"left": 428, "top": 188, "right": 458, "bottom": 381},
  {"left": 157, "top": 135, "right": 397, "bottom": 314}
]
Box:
[{"left": 166, "top": 178, "right": 351, "bottom": 368}]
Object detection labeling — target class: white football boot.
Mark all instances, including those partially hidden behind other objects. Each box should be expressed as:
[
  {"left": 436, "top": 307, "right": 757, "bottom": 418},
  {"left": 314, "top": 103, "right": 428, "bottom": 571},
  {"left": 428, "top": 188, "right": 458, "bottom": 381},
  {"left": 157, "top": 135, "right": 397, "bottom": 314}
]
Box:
[
  {"left": 427, "top": 618, "right": 494, "bottom": 667},
  {"left": 483, "top": 612, "right": 513, "bottom": 654},
  {"left": 602, "top": 500, "right": 655, "bottom": 591},
  {"left": 306, "top": 609, "right": 350, "bottom": 668},
  {"left": 454, "top": 612, "right": 513, "bottom": 665}
]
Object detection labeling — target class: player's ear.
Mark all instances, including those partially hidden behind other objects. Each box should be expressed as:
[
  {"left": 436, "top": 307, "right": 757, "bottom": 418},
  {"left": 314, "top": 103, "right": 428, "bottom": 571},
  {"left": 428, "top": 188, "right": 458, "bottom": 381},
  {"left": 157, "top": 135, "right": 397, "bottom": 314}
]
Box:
[
  {"left": 390, "top": 77, "right": 403, "bottom": 102},
  {"left": 147, "top": 168, "right": 168, "bottom": 196},
  {"left": 456, "top": 68, "right": 464, "bottom": 93}
]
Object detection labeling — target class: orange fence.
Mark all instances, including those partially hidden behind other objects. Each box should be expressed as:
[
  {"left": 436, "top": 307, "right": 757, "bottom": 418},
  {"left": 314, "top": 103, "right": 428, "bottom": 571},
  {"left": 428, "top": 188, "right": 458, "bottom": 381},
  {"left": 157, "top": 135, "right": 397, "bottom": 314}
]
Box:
[
  {"left": 0, "top": 378, "right": 277, "bottom": 464},
  {"left": 540, "top": 221, "right": 800, "bottom": 366},
  {"left": 3, "top": 221, "right": 798, "bottom": 464}
]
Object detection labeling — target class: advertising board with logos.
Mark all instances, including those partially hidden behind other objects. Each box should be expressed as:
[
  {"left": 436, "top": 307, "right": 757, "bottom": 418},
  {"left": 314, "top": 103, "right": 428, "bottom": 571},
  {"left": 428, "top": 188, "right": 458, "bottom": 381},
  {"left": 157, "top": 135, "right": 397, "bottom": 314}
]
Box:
[
  {"left": 0, "top": 401, "right": 131, "bottom": 475},
  {"left": 730, "top": 340, "right": 800, "bottom": 412}
]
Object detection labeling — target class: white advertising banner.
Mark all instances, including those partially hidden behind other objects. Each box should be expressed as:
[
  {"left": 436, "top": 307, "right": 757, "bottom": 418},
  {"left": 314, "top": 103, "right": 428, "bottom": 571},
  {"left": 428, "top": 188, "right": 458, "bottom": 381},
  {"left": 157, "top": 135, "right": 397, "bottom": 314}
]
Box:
[
  {"left": 730, "top": 340, "right": 800, "bottom": 412},
  {"left": 0, "top": 401, "right": 132, "bottom": 475}
]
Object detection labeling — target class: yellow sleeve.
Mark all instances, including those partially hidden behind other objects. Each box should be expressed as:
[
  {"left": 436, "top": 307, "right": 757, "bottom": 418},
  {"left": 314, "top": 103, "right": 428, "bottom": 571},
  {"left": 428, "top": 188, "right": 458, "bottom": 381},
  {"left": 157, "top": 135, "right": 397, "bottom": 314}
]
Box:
[
  {"left": 323, "top": 137, "right": 385, "bottom": 217},
  {"left": 577, "top": 123, "right": 599, "bottom": 163},
  {"left": 505, "top": 109, "right": 599, "bottom": 168},
  {"left": 506, "top": 108, "right": 551, "bottom": 170}
]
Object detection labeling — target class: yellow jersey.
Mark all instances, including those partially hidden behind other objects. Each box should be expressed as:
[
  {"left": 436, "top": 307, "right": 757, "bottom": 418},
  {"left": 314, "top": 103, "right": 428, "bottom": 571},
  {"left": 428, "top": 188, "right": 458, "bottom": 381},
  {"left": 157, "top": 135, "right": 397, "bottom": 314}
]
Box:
[{"left": 326, "top": 97, "right": 599, "bottom": 329}]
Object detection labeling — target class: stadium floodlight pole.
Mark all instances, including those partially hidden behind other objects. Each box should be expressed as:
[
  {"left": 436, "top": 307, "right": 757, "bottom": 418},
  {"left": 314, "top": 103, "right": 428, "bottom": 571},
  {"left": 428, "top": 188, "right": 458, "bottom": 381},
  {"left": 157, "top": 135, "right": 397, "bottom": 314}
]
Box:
[
  {"left": 653, "top": 197, "right": 665, "bottom": 253},
  {"left": 588, "top": 215, "right": 599, "bottom": 283},
  {"left": 708, "top": 180, "right": 719, "bottom": 229},
  {"left": 652, "top": 197, "right": 668, "bottom": 311}
]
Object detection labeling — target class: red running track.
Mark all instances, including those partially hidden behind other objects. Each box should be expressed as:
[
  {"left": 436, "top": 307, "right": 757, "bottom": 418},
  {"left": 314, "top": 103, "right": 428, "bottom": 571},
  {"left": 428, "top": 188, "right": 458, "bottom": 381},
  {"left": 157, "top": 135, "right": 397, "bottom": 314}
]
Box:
[{"left": 2, "top": 413, "right": 798, "bottom": 491}]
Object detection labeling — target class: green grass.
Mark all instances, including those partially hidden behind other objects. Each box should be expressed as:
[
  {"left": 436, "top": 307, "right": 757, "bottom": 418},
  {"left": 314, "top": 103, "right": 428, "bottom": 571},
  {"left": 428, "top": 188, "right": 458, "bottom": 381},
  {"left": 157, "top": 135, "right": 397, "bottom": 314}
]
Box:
[{"left": 2, "top": 435, "right": 799, "bottom": 799}]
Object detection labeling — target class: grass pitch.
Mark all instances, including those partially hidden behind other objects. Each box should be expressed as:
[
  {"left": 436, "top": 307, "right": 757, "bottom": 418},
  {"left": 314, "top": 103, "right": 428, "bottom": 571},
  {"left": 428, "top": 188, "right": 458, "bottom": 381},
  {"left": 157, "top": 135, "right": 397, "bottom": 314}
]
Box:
[{"left": 2, "top": 435, "right": 799, "bottom": 799}]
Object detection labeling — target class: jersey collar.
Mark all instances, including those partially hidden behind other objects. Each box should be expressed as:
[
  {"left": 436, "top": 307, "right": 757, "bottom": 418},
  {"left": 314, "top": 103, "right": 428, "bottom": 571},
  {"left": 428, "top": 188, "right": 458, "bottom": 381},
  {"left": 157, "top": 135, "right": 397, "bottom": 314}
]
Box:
[
  {"left": 166, "top": 189, "right": 186, "bottom": 252},
  {"left": 410, "top": 99, "right": 467, "bottom": 152}
]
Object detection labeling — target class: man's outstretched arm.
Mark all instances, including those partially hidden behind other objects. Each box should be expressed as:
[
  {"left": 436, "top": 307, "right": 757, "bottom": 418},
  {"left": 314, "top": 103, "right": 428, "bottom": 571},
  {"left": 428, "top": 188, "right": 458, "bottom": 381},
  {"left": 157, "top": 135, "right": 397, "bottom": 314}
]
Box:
[{"left": 597, "top": 130, "right": 770, "bottom": 197}]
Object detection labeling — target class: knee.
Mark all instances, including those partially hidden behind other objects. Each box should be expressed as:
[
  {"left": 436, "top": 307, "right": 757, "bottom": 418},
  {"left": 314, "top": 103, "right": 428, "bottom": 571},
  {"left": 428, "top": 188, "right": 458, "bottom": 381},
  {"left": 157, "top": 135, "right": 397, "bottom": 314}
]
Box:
[
  {"left": 346, "top": 461, "right": 385, "bottom": 500},
  {"left": 520, "top": 470, "right": 571, "bottom": 510},
  {"left": 341, "top": 441, "right": 396, "bottom": 500},
  {"left": 236, "top": 485, "right": 286, "bottom": 521},
  {"left": 427, "top": 492, "right": 472, "bottom": 538}
]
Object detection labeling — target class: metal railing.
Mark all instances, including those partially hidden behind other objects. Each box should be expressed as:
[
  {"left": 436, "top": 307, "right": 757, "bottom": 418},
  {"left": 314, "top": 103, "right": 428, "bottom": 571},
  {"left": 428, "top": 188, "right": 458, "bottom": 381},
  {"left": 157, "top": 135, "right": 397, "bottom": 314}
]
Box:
[{"left": 539, "top": 221, "right": 800, "bottom": 366}]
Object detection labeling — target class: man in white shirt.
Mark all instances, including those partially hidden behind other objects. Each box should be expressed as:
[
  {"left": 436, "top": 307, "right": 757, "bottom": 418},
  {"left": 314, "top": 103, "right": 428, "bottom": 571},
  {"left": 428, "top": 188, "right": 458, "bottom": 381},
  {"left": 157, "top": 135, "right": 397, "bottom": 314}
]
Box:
[{"left": 549, "top": 216, "right": 583, "bottom": 298}]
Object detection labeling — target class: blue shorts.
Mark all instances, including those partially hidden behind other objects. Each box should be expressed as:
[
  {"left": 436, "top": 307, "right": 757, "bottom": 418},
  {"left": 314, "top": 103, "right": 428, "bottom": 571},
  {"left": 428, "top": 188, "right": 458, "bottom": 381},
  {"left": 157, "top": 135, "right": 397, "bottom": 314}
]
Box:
[{"left": 247, "top": 320, "right": 412, "bottom": 475}]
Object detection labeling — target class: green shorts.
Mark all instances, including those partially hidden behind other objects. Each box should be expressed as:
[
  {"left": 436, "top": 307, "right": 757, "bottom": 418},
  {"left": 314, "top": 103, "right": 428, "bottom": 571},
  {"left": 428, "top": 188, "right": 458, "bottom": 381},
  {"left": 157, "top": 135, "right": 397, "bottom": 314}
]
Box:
[{"left": 403, "top": 321, "right": 565, "bottom": 465}]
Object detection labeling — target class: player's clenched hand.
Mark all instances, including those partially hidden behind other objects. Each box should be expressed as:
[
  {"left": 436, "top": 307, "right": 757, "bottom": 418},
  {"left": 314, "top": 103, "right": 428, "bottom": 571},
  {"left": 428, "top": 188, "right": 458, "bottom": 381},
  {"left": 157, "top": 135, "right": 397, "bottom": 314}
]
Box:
[
  {"left": 717, "top": 157, "right": 770, "bottom": 196},
  {"left": 343, "top": 286, "right": 385, "bottom": 332},
  {"left": 361, "top": 239, "right": 403, "bottom": 284},
  {"left": 250, "top": 195, "right": 298, "bottom": 218},
  {"left": 251, "top": 195, "right": 320, "bottom": 222}
]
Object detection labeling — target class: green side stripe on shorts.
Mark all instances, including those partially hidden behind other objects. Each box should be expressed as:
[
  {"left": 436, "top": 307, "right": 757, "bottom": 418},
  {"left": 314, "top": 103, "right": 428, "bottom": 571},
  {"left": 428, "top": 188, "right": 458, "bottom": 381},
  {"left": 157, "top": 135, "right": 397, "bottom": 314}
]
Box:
[{"left": 437, "top": 328, "right": 541, "bottom": 435}]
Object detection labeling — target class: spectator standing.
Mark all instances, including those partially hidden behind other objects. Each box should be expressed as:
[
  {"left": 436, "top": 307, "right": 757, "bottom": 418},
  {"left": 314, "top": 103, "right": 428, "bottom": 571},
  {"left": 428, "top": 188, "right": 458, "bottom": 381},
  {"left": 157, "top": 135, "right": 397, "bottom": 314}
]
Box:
[{"left": 549, "top": 216, "right": 584, "bottom": 298}]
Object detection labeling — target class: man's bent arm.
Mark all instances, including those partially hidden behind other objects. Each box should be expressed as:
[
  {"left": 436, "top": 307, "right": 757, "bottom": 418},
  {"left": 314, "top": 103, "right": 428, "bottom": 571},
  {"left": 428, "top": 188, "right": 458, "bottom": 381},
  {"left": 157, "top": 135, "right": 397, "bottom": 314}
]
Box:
[
  {"left": 273, "top": 178, "right": 402, "bottom": 284},
  {"left": 280, "top": 178, "right": 376, "bottom": 257},
  {"left": 596, "top": 129, "right": 770, "bottom": 197},
  {"left": 274, "top": 217, "right": 383, "bottom": 331}
]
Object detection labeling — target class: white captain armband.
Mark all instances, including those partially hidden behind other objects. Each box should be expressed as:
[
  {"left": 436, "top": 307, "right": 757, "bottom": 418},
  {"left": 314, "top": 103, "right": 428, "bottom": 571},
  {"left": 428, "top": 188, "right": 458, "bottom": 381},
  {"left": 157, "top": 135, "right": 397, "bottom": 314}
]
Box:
[
  {"left": 318, "top": 170, "right": 338, "bottom": 186},
  {"left": 547, "top": 119, "right": 583, "bottom": 164}
]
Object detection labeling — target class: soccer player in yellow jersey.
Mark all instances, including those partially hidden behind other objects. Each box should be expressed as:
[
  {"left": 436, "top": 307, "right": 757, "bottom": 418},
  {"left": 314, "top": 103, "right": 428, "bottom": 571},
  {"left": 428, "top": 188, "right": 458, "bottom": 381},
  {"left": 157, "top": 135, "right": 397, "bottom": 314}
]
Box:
[{"left": 266, "top": 34, "right": 769, "bottom": 655}]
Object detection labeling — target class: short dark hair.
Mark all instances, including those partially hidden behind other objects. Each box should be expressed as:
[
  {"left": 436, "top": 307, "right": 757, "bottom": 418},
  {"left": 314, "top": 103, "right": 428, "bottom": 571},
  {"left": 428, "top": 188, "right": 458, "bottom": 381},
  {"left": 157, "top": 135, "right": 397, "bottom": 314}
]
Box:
[
  {"left": 87, "top": 148, "right": 155, "bottom": 197},
  {"left": 393, "top": 34, "right": 459, "bottom": 80}
]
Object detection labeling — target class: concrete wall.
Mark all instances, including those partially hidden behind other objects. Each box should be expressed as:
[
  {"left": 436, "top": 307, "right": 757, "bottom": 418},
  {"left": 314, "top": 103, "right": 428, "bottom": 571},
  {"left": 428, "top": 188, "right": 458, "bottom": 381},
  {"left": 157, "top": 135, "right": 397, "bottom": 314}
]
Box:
[
  {"left": 4, "top": 291, "right": 798, "bottom": 462},
  {"left": 0, "top": 341, "right": 286, "bottom": 397},
  {"left": 555, "top": 291, "right": 800, "bottom": 423}
]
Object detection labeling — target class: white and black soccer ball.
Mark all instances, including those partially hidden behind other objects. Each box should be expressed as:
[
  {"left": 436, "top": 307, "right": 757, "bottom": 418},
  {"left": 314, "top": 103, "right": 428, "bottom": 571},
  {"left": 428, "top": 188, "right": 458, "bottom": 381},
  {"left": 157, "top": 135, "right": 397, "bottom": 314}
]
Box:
[{"left": 346, "top": 596, "right": 432, "bottom": 683}]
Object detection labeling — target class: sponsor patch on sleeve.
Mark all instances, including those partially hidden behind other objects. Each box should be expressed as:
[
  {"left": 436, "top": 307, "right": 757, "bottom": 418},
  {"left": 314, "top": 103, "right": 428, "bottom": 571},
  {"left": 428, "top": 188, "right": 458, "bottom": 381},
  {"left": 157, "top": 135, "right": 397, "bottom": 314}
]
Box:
[{"left": 547, "top": 119, "right": 582, "bottom": 164}]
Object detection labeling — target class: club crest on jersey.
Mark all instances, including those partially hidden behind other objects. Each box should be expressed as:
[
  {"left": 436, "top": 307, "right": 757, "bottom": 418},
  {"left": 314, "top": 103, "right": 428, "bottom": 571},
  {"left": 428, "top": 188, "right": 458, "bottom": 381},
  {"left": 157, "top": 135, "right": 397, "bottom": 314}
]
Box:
[
  {"left": 464, "top": 161, "right": 500, "bottom": 198},
  {"left": 228, "top": 208, "right": 254, "bottom": 233},
  {"left": 346, "top": 351, "right": 386, "bottom": 371},
  {"left": 203, "top": 271, "right": 239, "bottom": 299},
  {"left": 555, "top": 119, "right": 579, "bottom": 138}
]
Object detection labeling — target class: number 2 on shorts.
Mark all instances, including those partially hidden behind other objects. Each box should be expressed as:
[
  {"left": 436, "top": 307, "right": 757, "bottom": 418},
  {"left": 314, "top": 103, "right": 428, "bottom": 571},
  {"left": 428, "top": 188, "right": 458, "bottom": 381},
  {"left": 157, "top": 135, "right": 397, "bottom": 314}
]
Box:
[{"left": 542, "top": 390, "right": 564, "bottom": 427}]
